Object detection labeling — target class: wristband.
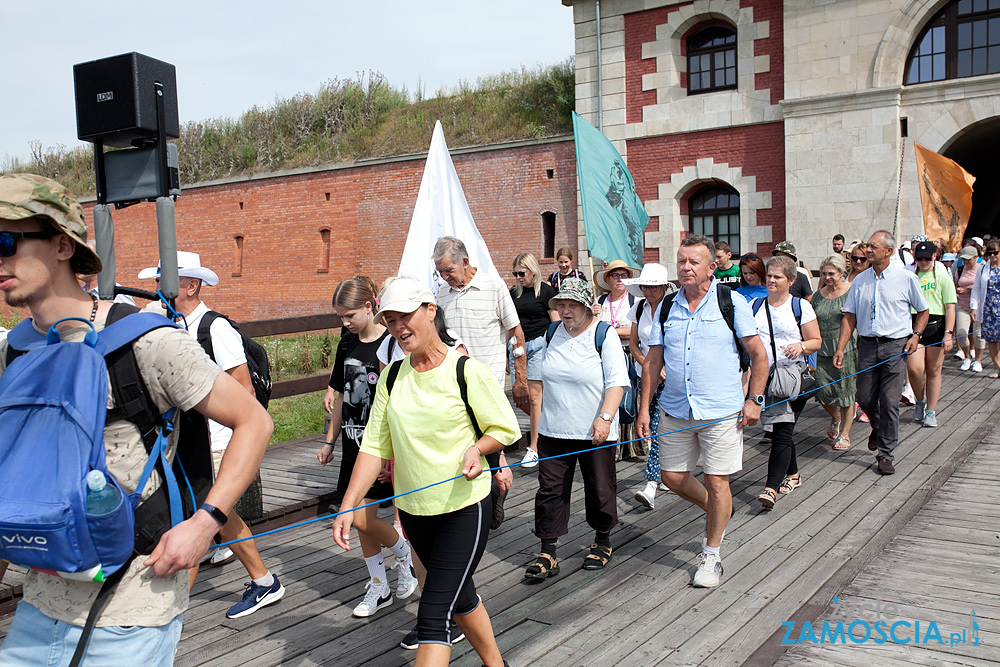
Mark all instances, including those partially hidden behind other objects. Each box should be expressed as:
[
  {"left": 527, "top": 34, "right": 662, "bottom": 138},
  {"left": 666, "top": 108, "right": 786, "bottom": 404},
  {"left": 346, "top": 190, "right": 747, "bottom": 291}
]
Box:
[
  {"left": 468, "top": 445, "right": 483, "bottom": 457},
  {"left": 199, "top": 503, "right": 228, "bottom": 527}
]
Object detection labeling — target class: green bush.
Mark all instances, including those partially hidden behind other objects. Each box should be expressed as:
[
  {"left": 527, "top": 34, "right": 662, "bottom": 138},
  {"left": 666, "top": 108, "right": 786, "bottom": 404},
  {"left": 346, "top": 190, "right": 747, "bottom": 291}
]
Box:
[{"left": 3, "top": 60, "right": 574, "bottom": 197}]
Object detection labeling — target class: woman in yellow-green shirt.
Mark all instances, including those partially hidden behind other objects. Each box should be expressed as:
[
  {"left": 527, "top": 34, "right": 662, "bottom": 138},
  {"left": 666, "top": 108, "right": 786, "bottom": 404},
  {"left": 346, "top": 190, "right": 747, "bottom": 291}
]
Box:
[{"left": 333, "top": 277, "right": 519, "bottom": 667}]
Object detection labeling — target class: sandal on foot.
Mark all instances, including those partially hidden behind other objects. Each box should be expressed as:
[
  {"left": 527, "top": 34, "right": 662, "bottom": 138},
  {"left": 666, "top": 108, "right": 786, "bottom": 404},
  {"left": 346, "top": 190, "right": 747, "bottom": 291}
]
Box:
[
  {"left": 990, "top": 372, "right": 999, "bottom": 379},
  {"left": 827, "top": 419, "right": 841, "bottom": 440},
  {"left": 757, "top": 488, "right": 777, "bottom": 509},
  {"left": 779, "top": 475, "right": 802, "bottom": 494},
  {"left": 582, "top": 544, "right": 612, "bottom": 570},
  {"left": 524, "top": 553, "right": 559, "bottom": 580},
  {"left": 833, "top": 436, "right": 852, "bottom": 451}
]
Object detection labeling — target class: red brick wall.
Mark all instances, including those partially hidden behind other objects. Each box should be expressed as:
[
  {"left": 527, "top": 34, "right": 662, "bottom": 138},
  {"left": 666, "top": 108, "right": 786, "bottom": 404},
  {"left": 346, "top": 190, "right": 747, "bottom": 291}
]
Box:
[
  {"left": 627, "top": 122, "right": 786, "bottom": 256},
  {"left": 30, "top": 140, "right": 579, "bottom": 322},
  {"left": 625, "top": 0, "right": 784, "bottom": 121}
]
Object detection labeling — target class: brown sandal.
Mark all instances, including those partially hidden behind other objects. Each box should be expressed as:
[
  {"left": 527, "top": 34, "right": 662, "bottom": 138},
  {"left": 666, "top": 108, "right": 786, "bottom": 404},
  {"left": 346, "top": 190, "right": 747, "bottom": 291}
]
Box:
[
  {"left": 583, "top": 543, "right": 613, "bottom": 570},
  {"left": 757, "top": 487, "right": 777, "bottom": 509},
  {"left": 524, "top": 553, "right": 560, "bottom": 579}
]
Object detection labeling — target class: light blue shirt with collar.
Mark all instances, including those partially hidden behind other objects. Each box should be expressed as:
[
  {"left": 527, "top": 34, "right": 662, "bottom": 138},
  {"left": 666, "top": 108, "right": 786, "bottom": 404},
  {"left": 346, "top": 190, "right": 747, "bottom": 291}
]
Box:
[
  {"left": 843, "top": 262, "right": 928, "bottom": 339},
  {"left": 648, "top": 278, "right": 757, "bottom": 420}
]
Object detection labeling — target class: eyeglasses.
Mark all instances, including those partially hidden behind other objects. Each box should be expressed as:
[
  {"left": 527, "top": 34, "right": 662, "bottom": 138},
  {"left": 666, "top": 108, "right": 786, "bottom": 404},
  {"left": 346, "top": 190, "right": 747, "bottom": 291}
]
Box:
[
  {"left": 639, "top": 284, "right": 661, "bottom": 292},
  {"left": 851, "top": 256, "right": 868, "bottom": 262},
  {"left": 511, "top": 270, "right": 527, "bottom": 277},
  {"left": 987, "top": 251, "right": 999, "bottom": 257},
  {"left": 607, "top": 272, "right": 629, "bottom": 279},
  {"left": 0, "top": 230, "right": 58, "bottom": 258}
]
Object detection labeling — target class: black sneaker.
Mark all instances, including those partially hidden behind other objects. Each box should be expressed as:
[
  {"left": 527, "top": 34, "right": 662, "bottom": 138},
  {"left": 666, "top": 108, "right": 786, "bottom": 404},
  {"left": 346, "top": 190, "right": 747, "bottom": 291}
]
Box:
[{"left": 400, "top": 621, "right": 465, "bottom": 649}]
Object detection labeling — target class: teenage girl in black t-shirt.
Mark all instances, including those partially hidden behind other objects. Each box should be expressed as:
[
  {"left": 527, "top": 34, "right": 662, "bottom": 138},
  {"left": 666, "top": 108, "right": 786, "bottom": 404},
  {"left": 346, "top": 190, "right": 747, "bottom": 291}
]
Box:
[{"left": 319, "top": 277, "right": 418, "bottom": 618}]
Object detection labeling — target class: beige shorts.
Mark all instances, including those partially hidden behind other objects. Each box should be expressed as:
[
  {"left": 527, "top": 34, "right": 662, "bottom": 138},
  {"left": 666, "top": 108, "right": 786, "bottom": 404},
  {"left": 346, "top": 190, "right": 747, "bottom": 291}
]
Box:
[
  {"left": 211, "top": 448, "right": 225, "bottom": 480},
  {"left": 657, "top": 411, "right": 743, "bottom": 476}
]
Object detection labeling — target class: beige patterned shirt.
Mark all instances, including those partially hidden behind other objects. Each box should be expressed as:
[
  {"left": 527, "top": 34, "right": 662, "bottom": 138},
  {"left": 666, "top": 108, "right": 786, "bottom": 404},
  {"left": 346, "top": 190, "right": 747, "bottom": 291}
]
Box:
[{"left": 0, "top": 315, "right": 219, "bottom": 627}]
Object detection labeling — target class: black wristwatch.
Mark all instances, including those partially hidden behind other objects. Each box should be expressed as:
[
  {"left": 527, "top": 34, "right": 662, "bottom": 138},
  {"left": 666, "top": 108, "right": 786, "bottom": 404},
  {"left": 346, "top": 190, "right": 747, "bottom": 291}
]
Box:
[
  {"left": 199, "top": 503, "right": 228, "bottom": 526},
  {"left": 913, "top": 331, "right": 924, "bottom": 339}
]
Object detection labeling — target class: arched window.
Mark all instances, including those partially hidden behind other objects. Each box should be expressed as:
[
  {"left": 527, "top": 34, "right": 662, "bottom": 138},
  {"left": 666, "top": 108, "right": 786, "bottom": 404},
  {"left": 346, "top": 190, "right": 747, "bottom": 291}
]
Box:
[
  {"left": 905, "top": 0, "right": 1000, "bottom": 84},
  {"left": 689, "top": 186, "right": 739, "bottom": 251},
  {"left": 687, "top": 25, "right": 737, "bottom": 94}
]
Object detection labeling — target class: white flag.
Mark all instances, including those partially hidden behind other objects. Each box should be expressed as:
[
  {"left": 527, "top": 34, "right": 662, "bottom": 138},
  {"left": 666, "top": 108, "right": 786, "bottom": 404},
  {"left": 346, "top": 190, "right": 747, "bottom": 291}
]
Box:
[{"left": 398, "top": 120, "right": 501, "bottom": 294}]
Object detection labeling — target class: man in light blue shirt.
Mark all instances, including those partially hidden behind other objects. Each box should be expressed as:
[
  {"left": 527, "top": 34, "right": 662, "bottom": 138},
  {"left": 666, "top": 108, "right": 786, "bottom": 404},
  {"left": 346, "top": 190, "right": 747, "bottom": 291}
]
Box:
[
  {"left": 638, "top": 235, "right": 768, "bottom": 588},
  {"left": 834, "top": 230, "right": 928, "bottom": 475}
]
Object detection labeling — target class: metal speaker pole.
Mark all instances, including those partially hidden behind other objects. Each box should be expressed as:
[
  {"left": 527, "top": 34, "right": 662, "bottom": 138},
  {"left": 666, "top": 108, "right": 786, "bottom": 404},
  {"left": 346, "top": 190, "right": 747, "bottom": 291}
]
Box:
[
  {"left": 155, "top": 197, "right": 179, "bottom": 302},
  {"left": 92, "top": 204, "right": 116, "bottom": 300}
]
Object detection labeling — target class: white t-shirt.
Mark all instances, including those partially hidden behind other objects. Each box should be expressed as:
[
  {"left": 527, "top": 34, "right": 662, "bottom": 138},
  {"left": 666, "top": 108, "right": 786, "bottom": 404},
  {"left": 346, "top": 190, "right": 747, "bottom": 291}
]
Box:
[
  {"left": 375, "top": 328, "right": 466, "bottom": 366},
  {"left": 626, "top": 298, "right": 655, "bottom": 376},
  {"left": 752, "top": 296, "right": 817, "bottom": 368},
  {"left": 599, "top": 293, "right": 634, "bottom": 330},
  {"left": 538, "top": 320, "right": 631, "bottom": 441},
  {"left": 148, "top": 301, "right": 247, "bottom": 450}
]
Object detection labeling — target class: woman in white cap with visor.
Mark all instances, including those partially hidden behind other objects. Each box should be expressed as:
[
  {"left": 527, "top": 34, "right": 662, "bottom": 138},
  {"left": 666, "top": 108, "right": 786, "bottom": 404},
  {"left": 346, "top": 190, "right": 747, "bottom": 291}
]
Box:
[
  {"left": 622, "top": 264, "right": 676, "bottom": 509},
  {"left": 333, "top": 276, "right": 519, "bottom": 667}
]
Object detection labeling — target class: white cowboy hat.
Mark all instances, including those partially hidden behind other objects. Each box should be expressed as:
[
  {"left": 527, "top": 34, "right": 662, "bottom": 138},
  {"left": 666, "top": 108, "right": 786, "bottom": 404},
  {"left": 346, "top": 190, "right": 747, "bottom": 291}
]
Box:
[
  {"left": 138, "top": 251, "right": 220, "bottom": 286},
  {"left": 622, "top": 263, "right": 674, "bottom": 298}
]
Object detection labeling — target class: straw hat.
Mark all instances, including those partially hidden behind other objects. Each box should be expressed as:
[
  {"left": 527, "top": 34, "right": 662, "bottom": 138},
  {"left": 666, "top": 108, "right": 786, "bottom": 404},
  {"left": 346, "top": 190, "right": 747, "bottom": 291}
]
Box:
[{"left": 593, "top": 259, "right": 640, "bottom": 292}]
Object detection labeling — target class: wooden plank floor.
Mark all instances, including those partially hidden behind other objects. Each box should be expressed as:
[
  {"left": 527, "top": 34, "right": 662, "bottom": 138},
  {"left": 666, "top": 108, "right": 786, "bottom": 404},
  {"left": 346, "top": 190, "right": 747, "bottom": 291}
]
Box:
[{"left": 2, "top": 360, "right": 998, "bottom": 666}]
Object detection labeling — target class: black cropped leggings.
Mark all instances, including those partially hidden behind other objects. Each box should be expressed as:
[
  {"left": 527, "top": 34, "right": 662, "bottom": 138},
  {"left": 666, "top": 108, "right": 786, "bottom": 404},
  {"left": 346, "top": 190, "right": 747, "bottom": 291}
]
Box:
[
  {"left": 764, "top": 396, "right": 808, "bottom": 491},
  {"left": 399, "top": 495, "right": 491, "bottom": 646}
]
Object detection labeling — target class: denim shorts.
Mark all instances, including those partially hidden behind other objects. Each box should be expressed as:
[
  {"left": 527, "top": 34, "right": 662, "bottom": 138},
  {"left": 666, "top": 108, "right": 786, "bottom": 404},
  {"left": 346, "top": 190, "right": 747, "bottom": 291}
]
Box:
[
  {"left": 509, "top": 334, "right": 545, "bottom": 381},
  {"left": 0, "top": 601, "right": 182, "bottom": 667}
]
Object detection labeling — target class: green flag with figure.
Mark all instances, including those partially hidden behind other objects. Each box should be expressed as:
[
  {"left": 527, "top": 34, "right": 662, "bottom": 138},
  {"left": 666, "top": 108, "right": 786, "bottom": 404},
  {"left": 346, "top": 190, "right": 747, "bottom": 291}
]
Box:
[{"left": 572, "top": 111, "right": 649, "bottom": 267}]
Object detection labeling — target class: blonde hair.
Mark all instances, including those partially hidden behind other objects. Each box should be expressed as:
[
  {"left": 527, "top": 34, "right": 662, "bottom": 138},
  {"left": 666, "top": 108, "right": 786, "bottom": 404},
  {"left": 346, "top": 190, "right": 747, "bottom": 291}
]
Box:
[
  {"left": 556, "top": 247, "right": 575, "bottom": 261},
  {"left": 820, "top": 254, "right": 847, "bottom": 275},
  {"left": 332, "top": 276, "right": 378, "bottom": 313},
  {"left": 512, "top": 252, "right": 543, "bottom": 297}
]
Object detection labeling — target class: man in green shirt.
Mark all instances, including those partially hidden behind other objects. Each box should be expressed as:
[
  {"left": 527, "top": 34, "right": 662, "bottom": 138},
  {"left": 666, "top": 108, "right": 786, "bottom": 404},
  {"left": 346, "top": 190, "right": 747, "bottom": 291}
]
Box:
[{"left": 713, "top": 241, "right": 741, "bottom": 289}]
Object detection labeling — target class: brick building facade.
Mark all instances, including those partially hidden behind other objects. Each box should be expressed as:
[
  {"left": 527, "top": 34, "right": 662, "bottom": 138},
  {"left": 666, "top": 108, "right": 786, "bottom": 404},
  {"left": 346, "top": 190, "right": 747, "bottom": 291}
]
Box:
[
  {"left": 30, "top": 136, "right": 577, "bottom": 322},
  {"left": 565, "top": 0, "right": 1000, "bottom": 271}
]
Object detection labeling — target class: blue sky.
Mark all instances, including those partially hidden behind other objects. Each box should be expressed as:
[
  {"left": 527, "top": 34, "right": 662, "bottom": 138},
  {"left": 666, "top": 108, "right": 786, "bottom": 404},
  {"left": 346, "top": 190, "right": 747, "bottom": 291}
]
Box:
[{"left": 0, "top": 1, "right": 575, "bottom": 164}]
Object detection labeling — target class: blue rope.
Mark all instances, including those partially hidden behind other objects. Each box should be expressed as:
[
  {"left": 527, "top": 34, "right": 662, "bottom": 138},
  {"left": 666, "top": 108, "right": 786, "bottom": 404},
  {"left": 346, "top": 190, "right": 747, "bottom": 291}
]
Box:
[{"left": 213, "top": 323, "right": 996, "bottom": 550}]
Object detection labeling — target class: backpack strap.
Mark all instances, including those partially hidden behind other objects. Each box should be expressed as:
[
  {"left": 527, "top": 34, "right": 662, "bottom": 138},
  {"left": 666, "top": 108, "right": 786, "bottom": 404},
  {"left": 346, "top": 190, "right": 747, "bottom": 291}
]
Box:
[
  {"left": 68, "top": 553, "right": 136, "bottom": 667},
  {"left": 597, "top": 293, "right": 608, "bottom": 306},
  {"left": 387, "top": 336, "right": 397, "bottom": 361},
  {"left": 544, "top": 321, "right": 560, "bottom": 346},
  {"left": 751, "top": 297, "right": 766, "bottom": 315},
  {"left": 456, "top": 355, "right": 483, "bottom": 440},
  {"left": 595, "top": 320, "right": 610, "bottom": 357},
  {"left": 196, "top": 310, "right": 224, "bottom": 362},
  {"left": 717, "top": 285, "right": 749, "bottom": 373},
  {"left": 385, "top": 359, "right": 403, "bottom": 395},
  {"left": 636, "top": 298, "right": 646, "bottom": 319}
]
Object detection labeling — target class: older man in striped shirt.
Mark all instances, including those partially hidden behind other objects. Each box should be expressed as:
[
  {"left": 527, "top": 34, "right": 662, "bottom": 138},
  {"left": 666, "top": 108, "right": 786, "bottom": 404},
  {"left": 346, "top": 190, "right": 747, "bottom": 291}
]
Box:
[{"left": 834, "top": 230, "right": 929, "bottom": 475}]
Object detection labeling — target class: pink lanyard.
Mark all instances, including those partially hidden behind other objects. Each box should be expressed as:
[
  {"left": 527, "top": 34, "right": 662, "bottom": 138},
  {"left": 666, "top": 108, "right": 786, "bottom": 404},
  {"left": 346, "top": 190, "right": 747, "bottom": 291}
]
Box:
[{"left": 609, "top": 294, "right": 626, "bottom": 326}]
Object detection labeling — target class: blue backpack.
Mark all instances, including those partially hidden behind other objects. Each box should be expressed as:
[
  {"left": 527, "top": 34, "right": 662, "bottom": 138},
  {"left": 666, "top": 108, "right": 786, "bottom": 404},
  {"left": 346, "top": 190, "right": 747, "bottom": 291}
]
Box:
[{"left": 0, "top": 312, "right": 187, "bottom": 583}]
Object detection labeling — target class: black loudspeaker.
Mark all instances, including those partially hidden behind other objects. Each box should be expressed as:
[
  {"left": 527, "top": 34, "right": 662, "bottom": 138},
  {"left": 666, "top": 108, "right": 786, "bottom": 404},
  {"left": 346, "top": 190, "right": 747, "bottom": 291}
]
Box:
[{"left": 73, "top": 53, "right": 180, "bottom": 148}]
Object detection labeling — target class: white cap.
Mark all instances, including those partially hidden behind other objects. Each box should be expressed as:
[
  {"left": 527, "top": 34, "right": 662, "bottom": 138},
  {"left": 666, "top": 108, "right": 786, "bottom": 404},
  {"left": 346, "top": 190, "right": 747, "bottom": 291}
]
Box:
[{"left": 375, "top": 277, "right": 435, "bottom": 324}]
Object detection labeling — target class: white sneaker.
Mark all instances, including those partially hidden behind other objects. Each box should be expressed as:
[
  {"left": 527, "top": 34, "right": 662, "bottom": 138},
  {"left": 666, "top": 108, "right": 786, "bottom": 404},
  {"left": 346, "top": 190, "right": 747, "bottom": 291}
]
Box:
[
  {"left": 960, "top": 358, "right": 973, "bottom": 371},
  {"left": 955, "top": 349, "right": 966, "bottom": 360},
  {"left": 352, "top": 578, "right": 392, "bottom": 617},
  {"left": 210, "top": 547, "right": 235, "bottom": 565},
  {"left": 972, "top": 361, "right": 984, "bottom": 373},
  {"left": 634, "top": 485, "right": 655, "bottom": 509},
  {"left": 658, "top": 483, "right": 670, "bottom": 492},
  {"left": 393, "top": 552, "right": 418, "bottom": 599},
  {"left": 521, "top": 448, "right": 539, "bottom": 469},
  {"left": 901, "top": 383, "right": 916, "bottom": 405},
  {"left": 693, "top": 552, "right": 723, "bottom": 588}
]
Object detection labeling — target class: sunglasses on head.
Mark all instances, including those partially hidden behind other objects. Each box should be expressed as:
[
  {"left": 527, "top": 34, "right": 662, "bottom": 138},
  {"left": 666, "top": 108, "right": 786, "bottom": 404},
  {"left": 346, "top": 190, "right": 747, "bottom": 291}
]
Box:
[
  {"left": 0, "top": 230, "right": 59, "bottom": 258},
  {"left": 740, "top": 253, "right": 759, "bottom": 261},
  {"left": 511, "top": 270, "right": 527, "bottom": 277}
]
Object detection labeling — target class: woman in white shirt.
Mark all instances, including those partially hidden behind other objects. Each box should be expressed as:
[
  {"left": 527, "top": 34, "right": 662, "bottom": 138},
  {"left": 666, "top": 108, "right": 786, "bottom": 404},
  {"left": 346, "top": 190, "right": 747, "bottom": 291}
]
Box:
[
  {"left": 525, "top": 278, "right": 630, "bottom": 579},
  {"left": 753, "top": 256, "right": 821, "bottom": 509}
]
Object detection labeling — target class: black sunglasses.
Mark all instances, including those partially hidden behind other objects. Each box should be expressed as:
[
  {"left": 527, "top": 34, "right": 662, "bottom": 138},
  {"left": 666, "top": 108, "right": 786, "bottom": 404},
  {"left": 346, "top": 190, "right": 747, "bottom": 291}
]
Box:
[
  {"left": 0, "top": 230, "right": 58, "bottom": 258},
  {"left": 511, "top": 270, "right": 527, "bottom": 277},
  {"left": 987, "top": 251, "right": 1000, "bottom": 257},
  {"left": 851, "top": 255, "right": 868, "bottom": 262}
]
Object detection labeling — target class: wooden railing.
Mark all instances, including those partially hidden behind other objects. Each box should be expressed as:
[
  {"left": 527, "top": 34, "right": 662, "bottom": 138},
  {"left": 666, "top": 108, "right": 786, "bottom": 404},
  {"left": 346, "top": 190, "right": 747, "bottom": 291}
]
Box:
[{"left": 239, "top": 314, "right": 343, "bottom": 400}]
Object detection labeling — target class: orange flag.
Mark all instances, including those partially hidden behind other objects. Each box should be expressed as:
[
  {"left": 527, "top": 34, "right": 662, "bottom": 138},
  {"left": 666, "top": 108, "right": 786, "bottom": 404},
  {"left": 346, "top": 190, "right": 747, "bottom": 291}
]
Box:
[{"left": 914, "top": 142, "right": 975, "bottom": 252}]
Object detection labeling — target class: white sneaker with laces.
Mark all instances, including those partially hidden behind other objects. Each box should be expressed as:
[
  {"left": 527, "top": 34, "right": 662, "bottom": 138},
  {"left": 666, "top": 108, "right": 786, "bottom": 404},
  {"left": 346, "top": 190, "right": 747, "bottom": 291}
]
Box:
[
  {"left": 393, "top": 552, "right": 419, "bottom": 599},
  {"left": 521, "top": 448, "right": 539, "bottom": 469},
  {"left": 634, "top": 485, "right": 655, "bottom": 509},
  {"left": 210, "top": 547, "right": 235, "bottom": 565},
  {"left": 352, "top": 578, "right": 393, "bottom": 617},
  {"left": 693, "top": 552, "right": 723, "bottom": 588},
  {"left": 960, "top": 358, "right": 973, "bottom": 371},
  {"left": 955, "top": 349, "right": 966, "bottom": 360},
  {"left": 972, "top": 361, "right": 984, "bottom": 373},
  {"left": 658, "top": 483, "right": 670, "bottom": 492}
]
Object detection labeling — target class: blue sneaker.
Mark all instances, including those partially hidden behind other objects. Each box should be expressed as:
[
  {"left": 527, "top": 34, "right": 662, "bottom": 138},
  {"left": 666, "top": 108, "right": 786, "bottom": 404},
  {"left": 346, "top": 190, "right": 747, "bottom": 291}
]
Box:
[{"left": 226, "top": 575, "right": 285, "bottom": 619}]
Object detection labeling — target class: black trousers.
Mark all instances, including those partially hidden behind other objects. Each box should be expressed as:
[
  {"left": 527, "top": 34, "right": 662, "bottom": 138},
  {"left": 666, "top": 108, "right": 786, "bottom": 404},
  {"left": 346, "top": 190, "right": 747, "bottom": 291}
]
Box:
[
  {"left": 535, "top": 434, "right": 618, "bottom": 540},
  {"left": 855, "top": 337, "right": 908, "bottom": 462},
  {"left": 764, "top": 393, "right": 808, "bottom": 490},
  {"left": 399, "top": 496, "right": 491, "bottom": 645}
]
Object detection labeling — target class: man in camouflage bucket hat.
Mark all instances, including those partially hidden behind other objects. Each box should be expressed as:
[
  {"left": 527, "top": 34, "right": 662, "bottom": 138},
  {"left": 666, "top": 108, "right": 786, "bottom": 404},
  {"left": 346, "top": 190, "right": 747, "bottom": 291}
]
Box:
[
  {"left": 0, "top": 173, "right": 101, "bottom": 275},
  {"left": 773, "top": 240, "right": 813, "bottom": 301},
  {"left": 0, "top": 176, "right": 273, "bottom": 665}
]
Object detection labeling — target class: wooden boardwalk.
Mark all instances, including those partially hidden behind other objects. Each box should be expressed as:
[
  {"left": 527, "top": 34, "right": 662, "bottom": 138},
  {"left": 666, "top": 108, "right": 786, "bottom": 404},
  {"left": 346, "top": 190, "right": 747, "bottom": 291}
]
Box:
[{"left": 2, "top": 360, "right": 998, "bottom": 666}]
